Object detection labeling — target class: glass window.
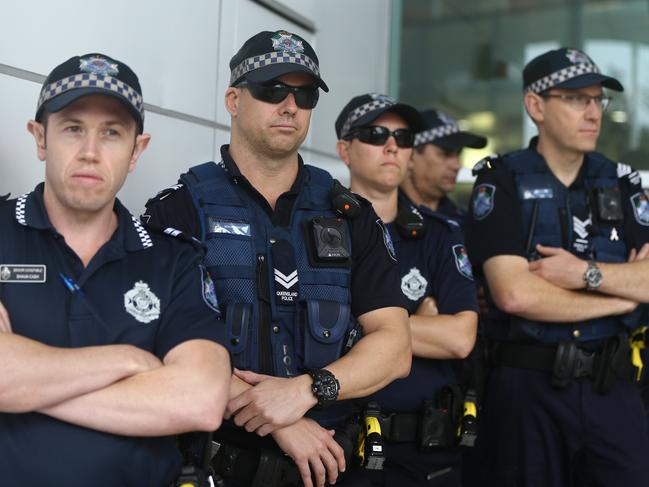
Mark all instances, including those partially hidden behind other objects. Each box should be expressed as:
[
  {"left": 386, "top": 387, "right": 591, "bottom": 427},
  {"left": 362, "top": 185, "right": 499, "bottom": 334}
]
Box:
[{"left": 397, "top": 0, "right": 649, "bottom": 209}]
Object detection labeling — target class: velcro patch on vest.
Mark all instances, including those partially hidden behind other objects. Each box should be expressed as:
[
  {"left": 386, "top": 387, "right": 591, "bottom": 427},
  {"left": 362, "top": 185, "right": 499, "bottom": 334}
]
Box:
[
  {"left": 0, "top": 264, "right": 46, "bottom": 283},
  {"left": 207, "top": 218, "right": 251, "bottom": 236},
  {"left": 271, "top": 239, "right": 299, "bottom": 306}
]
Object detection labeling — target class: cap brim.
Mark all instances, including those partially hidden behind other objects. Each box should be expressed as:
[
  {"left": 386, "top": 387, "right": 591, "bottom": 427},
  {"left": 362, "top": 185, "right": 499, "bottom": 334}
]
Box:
[
  {"left": 242, "top": 63, "right": 329, "bottom": 92},
  {"left": 352, "top": 103, "right": 424, "bottom": 133},
  {"left": 554, "top": 72, "right": 624, "bottom": 92},
  {"left": 434, "top": 131, "right": 488, "bottom": 150},
  {"left": 39, "top": 88, "right": 144, "bottom": 131}
]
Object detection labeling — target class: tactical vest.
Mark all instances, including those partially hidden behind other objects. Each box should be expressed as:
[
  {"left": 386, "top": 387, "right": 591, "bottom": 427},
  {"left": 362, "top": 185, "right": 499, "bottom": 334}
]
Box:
[
  {"left": 499, "top": 149, "right": 633, "bottom": 342},
  {"left": 180, "top": 161, "right": 355, "bottom": 378}
]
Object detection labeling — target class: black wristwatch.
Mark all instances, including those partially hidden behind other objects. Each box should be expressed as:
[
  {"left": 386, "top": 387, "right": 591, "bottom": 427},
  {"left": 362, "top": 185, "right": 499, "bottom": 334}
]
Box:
[
  {"left": 307, "top": 369, "right": 340, "bottom": 407},
  {"left": 583, "top": 260, "right": 602, "bottom": 291}
]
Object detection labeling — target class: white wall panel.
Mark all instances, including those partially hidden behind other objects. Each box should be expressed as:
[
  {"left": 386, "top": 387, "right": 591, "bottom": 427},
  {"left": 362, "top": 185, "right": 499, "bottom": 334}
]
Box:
[
  {"left": 1, "top": 0, "right": 392, "bottom": 210},
  {"left": 120, "top": 115, "right": 226, "bottom": 215},
  {"left": 0, "top": 0, "right": 221, "bottom": 121},
  {"left": 0, "top": 75, "right": 42, "bottom": 197}
]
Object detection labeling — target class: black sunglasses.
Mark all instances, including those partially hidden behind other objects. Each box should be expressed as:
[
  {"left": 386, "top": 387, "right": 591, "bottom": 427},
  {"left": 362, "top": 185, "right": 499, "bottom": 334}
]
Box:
[
  {"left": 237, "top": 80, "right": 319, "bottom": 109},
  {"left": 345, "top": 126, "right": 414, "bottom": 148}
]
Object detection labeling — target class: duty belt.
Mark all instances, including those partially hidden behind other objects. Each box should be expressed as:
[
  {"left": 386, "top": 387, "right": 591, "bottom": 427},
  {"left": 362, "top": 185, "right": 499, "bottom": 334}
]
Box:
[{"left": 490, "top": 336, "right": 634, "bottom": 393}]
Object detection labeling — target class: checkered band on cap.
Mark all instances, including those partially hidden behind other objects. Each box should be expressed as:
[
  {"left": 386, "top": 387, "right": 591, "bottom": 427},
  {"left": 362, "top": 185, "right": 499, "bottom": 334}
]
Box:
[
  {"left": 230, "top": 51, "right": 320, "bottom": 85},
  {"left": 37, "top": 73, "right": 144, "bottom": 120},
  {"left": 414, "top": 123, "right": 460, "bottom": 147},
  {"left": 341, "top": 99, "right": 395, "bottom": 138},
  {"left": 525, "top": 62, "right": 601, "bottom": 94}
]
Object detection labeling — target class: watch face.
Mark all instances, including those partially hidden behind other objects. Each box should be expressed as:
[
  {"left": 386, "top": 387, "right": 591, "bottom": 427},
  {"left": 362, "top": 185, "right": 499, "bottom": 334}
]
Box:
[
  {"left": 586, "top": 266, "right": 602, "bottom": 288},
  {"left": 311, "top": 370, "right": 339, "bottom": 404}
]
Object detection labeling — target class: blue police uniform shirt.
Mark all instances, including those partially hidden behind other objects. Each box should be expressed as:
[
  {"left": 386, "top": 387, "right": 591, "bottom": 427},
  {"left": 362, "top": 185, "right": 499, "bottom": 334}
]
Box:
[
  {"left": 437, "top": 195, "right": 466, "bottom": 227},
  {"left": 368, "top": 194, "right": 478, "bottom": 412},
  {"left": 0, "top": 184, "right": 223, "bottom": 487},
  {"left": 465, "top": 138, "right": 649, "bottom": 335}
]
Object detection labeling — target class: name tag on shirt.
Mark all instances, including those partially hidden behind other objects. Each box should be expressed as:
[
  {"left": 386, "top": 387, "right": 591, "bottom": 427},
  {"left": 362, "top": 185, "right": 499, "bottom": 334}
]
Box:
[{"left": 0, "top": 264, "right": 47, "bottom": 283}]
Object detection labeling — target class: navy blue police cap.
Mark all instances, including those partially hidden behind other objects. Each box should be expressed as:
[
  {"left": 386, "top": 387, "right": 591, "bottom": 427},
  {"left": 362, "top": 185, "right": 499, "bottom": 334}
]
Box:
[
  {"left": 229, "top": 30, "right": 328, "bottom": 92},
  {"left": 414, "top": 109, "right": 487, "bottom": 150},
  {"left": 335, "top": 93, "right": 424, "bottom": 139},
  {"left": 523, "top": 47, "right": 623, "bottom": 94},
  {"left": 35, "top": 53, "right": 144, "bottom": 133}
]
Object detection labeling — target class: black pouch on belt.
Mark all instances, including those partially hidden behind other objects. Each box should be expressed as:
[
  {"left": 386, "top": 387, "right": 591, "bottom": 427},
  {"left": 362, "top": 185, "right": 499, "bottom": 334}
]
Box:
[
  {"left": 419, "top": 386, "right": 462, "bottom": 449},
  {"left": 592, "top": 335, "right": 629, "bottom": 395}
]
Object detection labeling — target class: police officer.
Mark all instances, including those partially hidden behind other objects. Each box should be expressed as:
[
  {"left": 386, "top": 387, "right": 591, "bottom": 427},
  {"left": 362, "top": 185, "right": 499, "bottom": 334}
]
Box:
[
  {"left": 0, "top": 53, "right": 231, "bottom": 486},
  {"left": 401, "top": 109, "right": 487, "bottom": 225},
  {"left": 465, "top": 47, "right": 649, "bottom": 486},
  {"left": 143, "top": 31, "right": 412, "bottom": 487},
  {"left": 335, "top": 93, "right": 478, "bottom": 486},
  {"left": 401, "top": 111, "right": 488, "bottom": 487}
]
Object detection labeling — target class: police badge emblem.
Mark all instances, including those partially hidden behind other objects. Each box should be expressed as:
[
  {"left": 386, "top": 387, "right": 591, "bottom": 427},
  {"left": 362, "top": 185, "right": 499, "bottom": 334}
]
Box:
[
  {"left": 401, "top": 267, "right": 428, "bottom": 301},
  {"left": 565, "top": 49, "right": 592, "bottom": 65},
  {"left": 631, "top": 191, "right": 649, "bottom": 226},
  {"left": 124, "top": 281, "right": 160, "bottom": 324},
  {"left": 271, "top": 31, "right": 304, "bottom": 54},
  {"left": 79, "top": 55, "right": 119, "bottom": 76},
  {"left": 453, "top": 244, "right": 474, "bottom": 280},
  {"left": 0, "top": 266, "right": 10, "bottom": 281},
  {"left": 472, "top": 184, "right": 496, "bottom": 220}
]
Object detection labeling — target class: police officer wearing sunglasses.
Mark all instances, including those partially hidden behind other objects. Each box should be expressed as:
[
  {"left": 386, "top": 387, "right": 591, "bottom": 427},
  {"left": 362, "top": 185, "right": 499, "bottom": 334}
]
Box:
[
  {"left": 144, "top": 31, "right": 411, "bottom": 487},
  {"left": 336, "top": 94, "right": 478, "bottom": 486},
  {"left": 465, "top": 47, "right": 649, "bottom": 486}
]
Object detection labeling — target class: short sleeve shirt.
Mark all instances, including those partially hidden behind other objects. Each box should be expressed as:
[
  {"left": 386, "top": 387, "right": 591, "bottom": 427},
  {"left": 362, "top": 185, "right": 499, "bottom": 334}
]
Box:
[{"left": 0, "top": 184, "right": 223, "bottom": 487}]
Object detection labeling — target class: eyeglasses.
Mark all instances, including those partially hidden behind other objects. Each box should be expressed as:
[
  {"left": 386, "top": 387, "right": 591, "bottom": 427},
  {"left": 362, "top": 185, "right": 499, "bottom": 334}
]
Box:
[
  {"left": 237, "top": 80, "right": 319, "bottom": 109},
  {"left": 344, "top": 126, "right": 414, "bottom": 148},
  {"left": 540, "top": 93, "right": 612, "bottom": 112}
]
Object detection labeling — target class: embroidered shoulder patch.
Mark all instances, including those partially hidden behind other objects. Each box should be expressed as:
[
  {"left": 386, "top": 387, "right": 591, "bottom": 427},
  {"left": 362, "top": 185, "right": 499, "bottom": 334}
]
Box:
[
  {"left": 453, "top": 244, "right": 474, "bottom": 280},
  {"left": 472, "top": 184, "right": 496, "bottom": 220},
  {"left": 631, "top": 191, "right": 649, "bottom": 226},
  {"left": 201, "top": 266, "right": 220, "bottom": 313}
]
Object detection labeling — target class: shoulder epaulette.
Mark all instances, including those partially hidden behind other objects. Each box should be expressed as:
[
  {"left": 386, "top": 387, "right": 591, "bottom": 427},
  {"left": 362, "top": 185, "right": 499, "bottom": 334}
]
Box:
[
  {"left": 472, "top": 153, "right": 502, "bottom": 176},
  {"left": 146, "top": 183, "right": 185, "bottom": 206},
  {"left": 615, "top": 161, "right": 642, "bottom": 186},
  {"left": 145, "top": 224, "right": 204, "bottom": 249}
]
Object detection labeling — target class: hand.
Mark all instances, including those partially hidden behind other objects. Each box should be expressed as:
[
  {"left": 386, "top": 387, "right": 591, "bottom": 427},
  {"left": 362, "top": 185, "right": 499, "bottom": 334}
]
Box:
[
  {"left": 228, "top": 369, "right": 316, "bottom": 436},
  {"left": 0, "top": 300, "right": 12, "bottom": 333},
  {"left": 528, "top": 244, "right": 588, "bottom": 290},
  {"left": 416, "top": 297, "right": 438, "bottom": 317},
  {"left": 271, "top": 417, "right": 346, "bottom": 487},
  {"left": 628, "top": 243, "right": 649, "bottom": 262}
]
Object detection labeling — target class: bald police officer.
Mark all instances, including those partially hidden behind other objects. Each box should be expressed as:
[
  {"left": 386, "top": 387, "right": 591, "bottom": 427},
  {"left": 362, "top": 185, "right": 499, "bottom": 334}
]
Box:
[
  {"left": 0, "top": 53, "right": 231, "bottom": 486},
  {"left": 466, "top": 47, "right": 649, "bottom": 486},
  {"left": 144, "top": 31, "right": 412, "bottom": 487}
]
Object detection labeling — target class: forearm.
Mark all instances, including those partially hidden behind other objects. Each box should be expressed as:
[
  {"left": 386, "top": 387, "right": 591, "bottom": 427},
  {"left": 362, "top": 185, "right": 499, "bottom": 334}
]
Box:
[
  {"left": 410, "top": 311, "right": 477, "bottom": 360},
  {"left": 0, "top": 334, "right": 151, "bottom": 412},
  {"left": 327, "top": 307, "right": 411, "bottom": 400},
  {"left": 40, "top": 340, "right": 230, "bottom": 437},
  {"left": 493, "top": 275, "right": 634, "bottom": 322},
  {"left": 598, "top": 260, "right": 649, "bottom": 302}
]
